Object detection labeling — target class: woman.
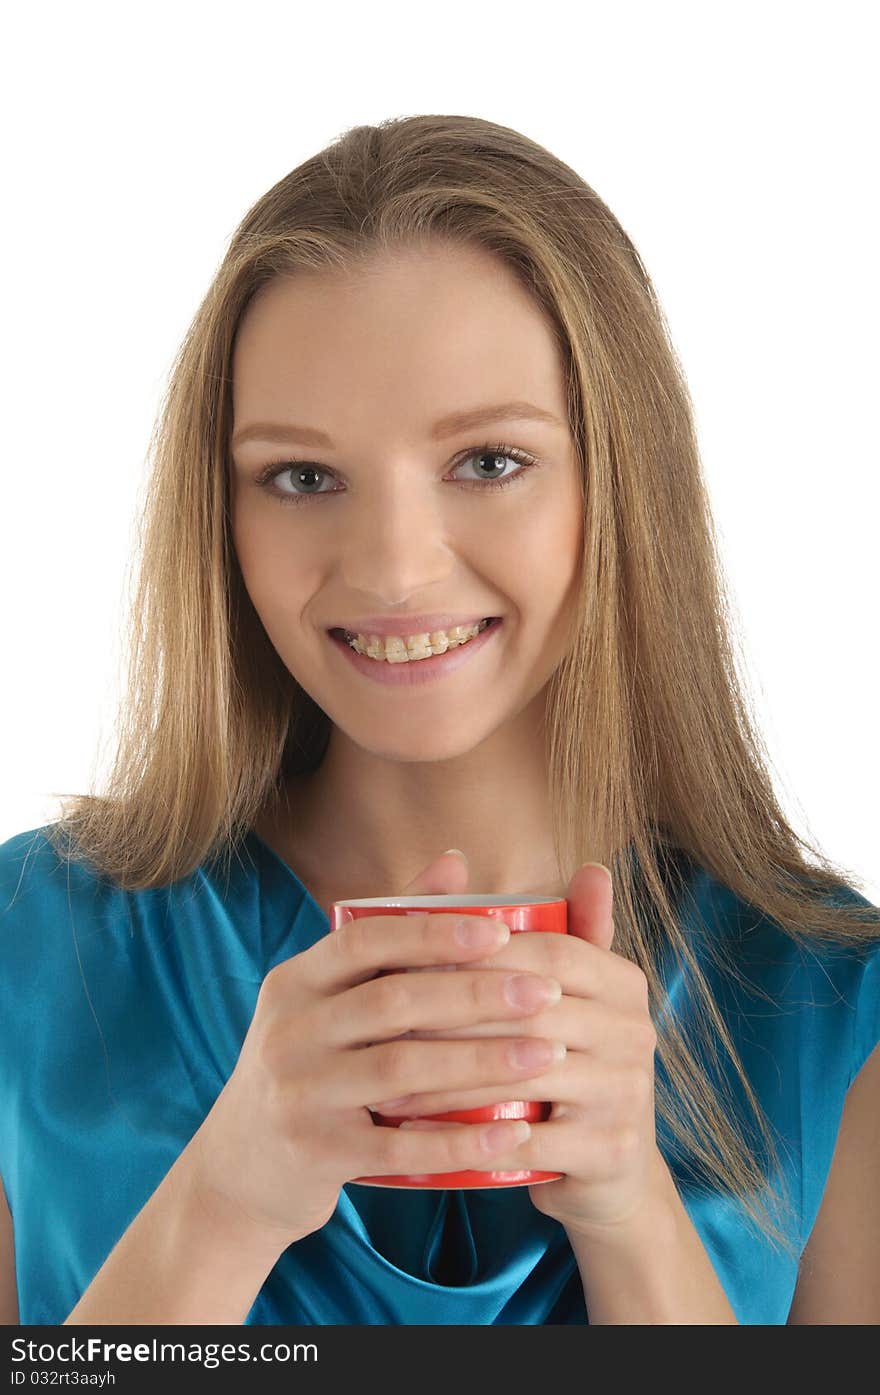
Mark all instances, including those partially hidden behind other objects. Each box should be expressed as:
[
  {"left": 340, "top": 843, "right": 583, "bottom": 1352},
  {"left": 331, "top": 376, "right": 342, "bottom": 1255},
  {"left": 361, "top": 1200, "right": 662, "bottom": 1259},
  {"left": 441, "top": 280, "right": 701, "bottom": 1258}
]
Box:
[{"left": 1, "top": 114, "right": 877, "bottom": 1326}]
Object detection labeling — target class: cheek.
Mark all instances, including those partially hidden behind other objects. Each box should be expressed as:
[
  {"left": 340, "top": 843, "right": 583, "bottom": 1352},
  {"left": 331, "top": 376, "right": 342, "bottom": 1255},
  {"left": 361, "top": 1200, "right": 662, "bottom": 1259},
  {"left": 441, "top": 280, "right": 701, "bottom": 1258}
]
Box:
[
  {"left": 231, "top": 539, "right": 330, "bottom": 675},
  {"left": 504, "top": 497, "right": 582, "bottom": 620},
  {"left": 229, "top": 495, "right": 266, "bottom": 586},
  {"left": 231, "top": 508, "right": 314, "bottom": 606}
]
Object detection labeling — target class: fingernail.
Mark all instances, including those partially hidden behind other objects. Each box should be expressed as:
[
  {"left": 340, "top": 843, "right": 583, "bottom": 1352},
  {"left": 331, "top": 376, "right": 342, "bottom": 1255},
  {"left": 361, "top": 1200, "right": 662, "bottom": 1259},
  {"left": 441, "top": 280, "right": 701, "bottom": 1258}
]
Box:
[
  {"left": 504, "top": 974, "right": 562, "bottom": 1009},
  {"left": 510, "top": 1039, "right": 566, "bottom": 1068},
  {"left": 584, "top": 862, "right": 612, "bottom": 883},
  {"left": 482, "top": 1120, "right": 531, "bottom": 1153},
  {"left": 456, "top": 917, "right": 509, "bottom": 947}
]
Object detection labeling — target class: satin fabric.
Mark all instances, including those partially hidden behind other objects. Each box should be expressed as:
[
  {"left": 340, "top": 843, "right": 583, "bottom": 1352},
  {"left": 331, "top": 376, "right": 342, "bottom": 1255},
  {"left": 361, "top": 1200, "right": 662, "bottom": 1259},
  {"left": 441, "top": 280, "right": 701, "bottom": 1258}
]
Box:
[{"left": 0, "top": 824, "right": 877, "bottom": 1325}]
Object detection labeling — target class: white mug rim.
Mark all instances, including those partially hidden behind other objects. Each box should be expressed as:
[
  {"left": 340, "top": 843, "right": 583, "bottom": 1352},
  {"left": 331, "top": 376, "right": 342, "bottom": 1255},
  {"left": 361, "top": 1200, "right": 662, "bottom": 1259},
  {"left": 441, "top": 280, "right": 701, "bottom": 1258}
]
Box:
[{"left": 333, "top": 894, "right": 564, "bottom": 908}]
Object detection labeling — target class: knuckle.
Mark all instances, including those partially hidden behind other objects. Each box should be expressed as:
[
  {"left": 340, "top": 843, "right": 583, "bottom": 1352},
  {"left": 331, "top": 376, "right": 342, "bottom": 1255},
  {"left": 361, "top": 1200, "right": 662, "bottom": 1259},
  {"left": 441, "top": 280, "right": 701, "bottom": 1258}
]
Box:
[
  {"left": 448, "top": 1130, "right": 473, "bottom": 1168},
  {"left": 637, "top": 1018, "right": 658, "bottom": 1055},
  {"left": 371, "top": 972, "right": 410, "bottom": 1021},
  {"left": 608, "top": 1126, "right": 640, "bottom": 1169},
  {"left": 374, "top": 1038, "right": 409, "bottom": 1088},
  {"left": 371, "top": 1129, "right": 398, "bottom": 1174},
  {"left": 409, "top": 911, "right": 434, "bottom": 947},
  {"left": 627, "top": 960, "right": 650, "bottom": 1001},
  {"left": 257, "top": 963, "right": 282, "bottom": 1009},
  {"left": 259, "top": 953, "right": 311, "bottom": 1017},
  {"left": 404, "top": 1128, "right": 430, "bottom": 1173},
  {"left": 375, "top": 1128, "right": 411, "bottom": 1175},
  {"left": 625, "top": 1067, "right": 652, "bottom": 1108},
  {"left": 539, "top": 934, "right": 569, "bottom": 977},
  {"left": 475, "top": 1038, "right": 500, "bottom": 1073},
  {"left": 330, "top": 918, "right": 358, "bottom": 961},
  {"left": 426, "top": 911, "right": 446, "bottom": 941},
  {"left": 619, "top": 1125, "right": 641, "bottom": 1158},
  {"left": 469, "top": 970, "right": 491, "bottom": 1014},
  {"left": 374, "top": 1123, "right": 416, "bottom": 1175},
  {"left": 378, "top": 1124, "right": 463, "bottom": 1176}
]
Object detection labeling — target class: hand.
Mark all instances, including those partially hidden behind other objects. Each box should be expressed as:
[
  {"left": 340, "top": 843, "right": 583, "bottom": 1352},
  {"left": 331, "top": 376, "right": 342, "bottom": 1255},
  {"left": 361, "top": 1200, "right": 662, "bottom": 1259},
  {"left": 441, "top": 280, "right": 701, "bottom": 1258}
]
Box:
[
  {"left": 373, "top": 858, "right": 667, "bottom": 1239},
  {"left": 184, "top": 850, "right": 553, "bottom": 1252}
]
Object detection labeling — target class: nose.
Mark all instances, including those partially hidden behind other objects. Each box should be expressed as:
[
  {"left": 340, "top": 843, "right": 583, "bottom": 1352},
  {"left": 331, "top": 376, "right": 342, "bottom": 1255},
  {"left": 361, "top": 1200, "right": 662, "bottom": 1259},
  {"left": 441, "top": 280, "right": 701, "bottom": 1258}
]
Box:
[{"left": 336, "top": 479, "right": 460, "bottom": 605}]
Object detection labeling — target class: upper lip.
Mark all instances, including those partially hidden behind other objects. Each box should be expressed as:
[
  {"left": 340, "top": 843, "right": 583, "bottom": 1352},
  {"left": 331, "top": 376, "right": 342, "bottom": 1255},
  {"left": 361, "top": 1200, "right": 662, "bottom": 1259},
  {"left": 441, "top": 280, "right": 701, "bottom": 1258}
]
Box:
[{"left": 327, "top": 614, "right": 499, "bottom": 637}]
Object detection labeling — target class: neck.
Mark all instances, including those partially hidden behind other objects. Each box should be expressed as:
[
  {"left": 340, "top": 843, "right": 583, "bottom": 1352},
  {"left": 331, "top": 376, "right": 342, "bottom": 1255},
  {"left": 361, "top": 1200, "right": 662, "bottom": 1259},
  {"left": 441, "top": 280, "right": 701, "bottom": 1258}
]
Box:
[{"left": 256, "top": 702, "right": 564, "bottom": 902}]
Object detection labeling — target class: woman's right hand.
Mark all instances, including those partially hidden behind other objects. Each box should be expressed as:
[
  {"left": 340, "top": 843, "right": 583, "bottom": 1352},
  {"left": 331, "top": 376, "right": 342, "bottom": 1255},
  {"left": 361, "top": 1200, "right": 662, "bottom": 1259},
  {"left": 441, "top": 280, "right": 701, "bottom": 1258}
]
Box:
[{"left": 183, "top": 850, "right": 562, "bottom": 1253}]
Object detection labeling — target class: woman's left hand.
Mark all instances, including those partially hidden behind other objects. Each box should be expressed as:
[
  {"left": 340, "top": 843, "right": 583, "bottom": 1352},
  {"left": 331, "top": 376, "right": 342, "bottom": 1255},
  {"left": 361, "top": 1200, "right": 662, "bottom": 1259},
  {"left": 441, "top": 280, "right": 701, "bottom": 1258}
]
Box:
[{"left": 373, "top": 862, "right": 670, "bottom": 1240}]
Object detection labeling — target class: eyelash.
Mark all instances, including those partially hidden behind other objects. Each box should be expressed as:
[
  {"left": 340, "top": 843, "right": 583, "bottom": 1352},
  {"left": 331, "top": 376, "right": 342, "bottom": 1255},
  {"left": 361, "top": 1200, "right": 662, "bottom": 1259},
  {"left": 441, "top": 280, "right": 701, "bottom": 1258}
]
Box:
[{"left": 252, "top": 442, "right": 541, "bottom": 507}]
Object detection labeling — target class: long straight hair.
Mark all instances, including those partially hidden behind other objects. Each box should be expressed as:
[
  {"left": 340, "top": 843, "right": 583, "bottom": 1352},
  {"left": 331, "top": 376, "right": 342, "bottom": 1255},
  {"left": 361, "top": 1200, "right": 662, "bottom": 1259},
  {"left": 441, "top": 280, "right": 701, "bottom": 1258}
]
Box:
[{"left": 46, "top": 114, "right": 879, "bottom": 1258}]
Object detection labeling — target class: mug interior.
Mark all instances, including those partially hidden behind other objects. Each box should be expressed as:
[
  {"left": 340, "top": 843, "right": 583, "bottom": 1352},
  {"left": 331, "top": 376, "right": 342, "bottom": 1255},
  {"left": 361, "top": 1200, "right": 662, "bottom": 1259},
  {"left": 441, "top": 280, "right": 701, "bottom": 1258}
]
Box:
[{"left": 334, "top": 894, "right": 564, "bottom": 907}]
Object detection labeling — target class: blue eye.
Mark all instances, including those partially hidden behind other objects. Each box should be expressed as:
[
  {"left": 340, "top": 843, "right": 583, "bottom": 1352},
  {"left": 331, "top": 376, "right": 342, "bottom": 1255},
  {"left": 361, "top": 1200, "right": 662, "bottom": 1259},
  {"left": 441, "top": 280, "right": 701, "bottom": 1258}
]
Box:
[{"left": 252, "top": 442, "right": 542, "bottom": 507}]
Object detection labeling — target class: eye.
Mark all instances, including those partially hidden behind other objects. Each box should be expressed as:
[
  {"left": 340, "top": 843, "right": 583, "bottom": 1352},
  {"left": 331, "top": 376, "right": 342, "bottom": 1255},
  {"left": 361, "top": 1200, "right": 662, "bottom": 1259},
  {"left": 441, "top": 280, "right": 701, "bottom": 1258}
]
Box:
[
  {"left": 252, "top": 442, "right": 543, "bottom": 507},
  {"left": 451, "top": 445, "right": 539, "bottom": 487}
]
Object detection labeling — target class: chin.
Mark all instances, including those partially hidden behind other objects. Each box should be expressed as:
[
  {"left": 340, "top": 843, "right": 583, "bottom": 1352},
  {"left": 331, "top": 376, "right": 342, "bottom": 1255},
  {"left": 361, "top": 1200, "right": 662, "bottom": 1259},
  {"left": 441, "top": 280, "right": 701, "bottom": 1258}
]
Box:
[{"left": 339, "top": 722, "right": 502, "bottom": 766}]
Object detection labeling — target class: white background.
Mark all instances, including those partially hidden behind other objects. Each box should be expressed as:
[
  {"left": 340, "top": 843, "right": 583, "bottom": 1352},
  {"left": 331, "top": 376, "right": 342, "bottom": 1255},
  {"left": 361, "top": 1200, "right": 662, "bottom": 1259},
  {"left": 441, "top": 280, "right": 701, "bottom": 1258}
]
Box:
[{"left": 2, "top": 1, "right": 877, "bottom": 902}]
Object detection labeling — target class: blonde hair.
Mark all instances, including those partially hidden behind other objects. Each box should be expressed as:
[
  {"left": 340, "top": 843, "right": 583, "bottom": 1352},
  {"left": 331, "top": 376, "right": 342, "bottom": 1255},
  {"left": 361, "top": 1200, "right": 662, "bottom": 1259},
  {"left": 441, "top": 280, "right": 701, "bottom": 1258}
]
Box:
[{"left": 46, "top": 114, "right": 879, "bottom": 1259}]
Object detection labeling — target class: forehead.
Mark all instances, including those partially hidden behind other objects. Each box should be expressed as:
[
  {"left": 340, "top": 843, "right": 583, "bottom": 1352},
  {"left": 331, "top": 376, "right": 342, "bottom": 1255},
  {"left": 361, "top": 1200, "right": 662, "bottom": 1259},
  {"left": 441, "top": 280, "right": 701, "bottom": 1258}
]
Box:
[{"left": 230, "top": 243, "right": 568, "bottom": 427}]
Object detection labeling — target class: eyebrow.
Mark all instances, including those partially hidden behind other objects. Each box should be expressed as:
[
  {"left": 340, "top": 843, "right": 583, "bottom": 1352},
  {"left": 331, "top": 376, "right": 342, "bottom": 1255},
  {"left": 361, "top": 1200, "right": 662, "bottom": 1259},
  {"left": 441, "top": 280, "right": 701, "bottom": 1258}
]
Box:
[{"left": 230, "top": 400, "right": 565, "bottom": 451}]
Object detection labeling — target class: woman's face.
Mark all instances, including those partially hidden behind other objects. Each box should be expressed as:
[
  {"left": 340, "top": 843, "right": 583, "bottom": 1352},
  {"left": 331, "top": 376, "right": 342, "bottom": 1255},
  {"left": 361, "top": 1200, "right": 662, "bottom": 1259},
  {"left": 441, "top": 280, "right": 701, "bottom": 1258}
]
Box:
[{"left": 228, "top": 240, "right": 584, "bottom": 763}]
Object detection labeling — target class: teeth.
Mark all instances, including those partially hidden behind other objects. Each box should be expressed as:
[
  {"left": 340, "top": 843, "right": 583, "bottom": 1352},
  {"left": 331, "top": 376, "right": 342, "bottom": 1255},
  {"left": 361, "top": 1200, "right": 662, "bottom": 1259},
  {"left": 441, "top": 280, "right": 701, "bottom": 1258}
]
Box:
[{"left": 344, "top": 618, "right": 493, "bottom": 662}]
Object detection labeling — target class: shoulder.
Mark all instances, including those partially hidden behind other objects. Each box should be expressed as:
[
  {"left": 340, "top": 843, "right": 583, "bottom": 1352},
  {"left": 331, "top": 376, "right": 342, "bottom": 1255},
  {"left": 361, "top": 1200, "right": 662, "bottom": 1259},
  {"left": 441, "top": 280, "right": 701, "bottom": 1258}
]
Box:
[
  {"left": 0, "top": 820, "right": 118, "bottom": 904},
  {"left": 0, "top": 823, "right": 132, "bottom": 974},
  {"left": 663, "top": 856, "right": 880, "bottom": 1297},
  {"left": 0, "top": 822, "right": 68, "bottom": 901},
  {"left": 0, "top": 823, "right": 88, "bottom": 960},
  {"left": 677, "top": 853, "right": 878, "bottom": 1010},
  {"left": 787, "top": 1036, "right": 880, "bottom": 1322},
  {"left": 664, "top": 853, "right": 880, "bottom": 1111},
  {"left": 0, "top": 820, "right": 324, "bottom": 1014},
  {"left": 0, "top": 825, "right": 130, "bottom": 1050}
]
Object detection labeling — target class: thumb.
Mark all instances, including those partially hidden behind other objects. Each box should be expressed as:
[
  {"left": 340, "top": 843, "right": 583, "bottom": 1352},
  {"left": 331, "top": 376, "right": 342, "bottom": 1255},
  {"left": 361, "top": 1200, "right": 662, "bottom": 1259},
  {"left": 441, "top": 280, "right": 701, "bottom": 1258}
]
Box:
[
  {"left": 401, "top": 847, "right": 470, "bottom": 898},
  {"left": 566, "top": 862, "right": 615, "bottom": 952}
]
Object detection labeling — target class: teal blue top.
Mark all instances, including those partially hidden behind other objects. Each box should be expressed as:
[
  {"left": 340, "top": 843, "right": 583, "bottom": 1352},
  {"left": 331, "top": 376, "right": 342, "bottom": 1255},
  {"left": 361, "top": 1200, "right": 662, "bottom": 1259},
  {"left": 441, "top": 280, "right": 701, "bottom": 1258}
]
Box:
[{"left": 1, "top": 823, "right": 878, "bottom": 1325}]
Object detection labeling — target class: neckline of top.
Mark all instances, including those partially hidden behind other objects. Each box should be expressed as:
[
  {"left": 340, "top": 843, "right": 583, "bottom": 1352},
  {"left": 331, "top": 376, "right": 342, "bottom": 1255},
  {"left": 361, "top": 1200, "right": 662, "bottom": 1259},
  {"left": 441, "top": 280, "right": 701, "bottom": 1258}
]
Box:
[{"left": 243, "top": 826, "right": 330, "bottom": 925}]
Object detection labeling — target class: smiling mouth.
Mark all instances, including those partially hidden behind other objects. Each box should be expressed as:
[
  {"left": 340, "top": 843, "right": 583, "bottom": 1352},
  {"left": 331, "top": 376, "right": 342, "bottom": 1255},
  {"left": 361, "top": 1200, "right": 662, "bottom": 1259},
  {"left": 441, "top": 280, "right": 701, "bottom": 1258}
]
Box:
[{"left": 328, "top": 617, "right": 500, "bottom": 662}]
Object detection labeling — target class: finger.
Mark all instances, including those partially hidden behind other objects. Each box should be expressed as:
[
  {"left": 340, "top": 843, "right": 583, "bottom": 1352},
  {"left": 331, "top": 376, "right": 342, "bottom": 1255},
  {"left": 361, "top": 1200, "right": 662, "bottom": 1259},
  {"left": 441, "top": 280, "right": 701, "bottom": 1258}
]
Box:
[
  {"left": 352, "top": 1115, "right": 534, "bottom": 1179},
  {"left": 477, "top": 931, "right": 635, "bottom": 1008},
  {"left": 275, "top": 910, "right": 514, "bottom": 997},
  {"left": 403, "top": 998, "right": 649, "bottom": 1065},
  {"left": 509, "top": 1116, "right": 651, "bottom": 1183},
  {"left": 387, "top": 1115, "right": 649, "bottom": 1188},
  {"left": 400, "top": 847, "right": 470, "bottom": 897},
  {"left": 370, "top": 1052, "right": 638, "bottom": 1119},
  {"left": 566, "top": 862, "right": 615, "bottom": 955},
  {"left": 319, "top": 965, "right": 563, "bottom": 1048},
  {"left": 330, "top": 1033, "right": 567, "bottom": 1112}
]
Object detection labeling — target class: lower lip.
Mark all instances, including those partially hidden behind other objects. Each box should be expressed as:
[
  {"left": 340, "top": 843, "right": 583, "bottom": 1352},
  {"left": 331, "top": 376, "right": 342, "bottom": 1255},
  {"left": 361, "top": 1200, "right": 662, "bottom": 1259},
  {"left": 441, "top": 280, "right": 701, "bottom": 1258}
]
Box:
[{"left": 327, "top": 619, "right": 503, "bottom": 686}]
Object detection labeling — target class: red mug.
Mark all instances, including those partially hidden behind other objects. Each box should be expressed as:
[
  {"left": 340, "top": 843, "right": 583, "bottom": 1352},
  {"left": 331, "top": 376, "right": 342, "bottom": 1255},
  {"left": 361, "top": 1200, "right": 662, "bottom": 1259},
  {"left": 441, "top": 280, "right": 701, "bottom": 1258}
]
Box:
[{"left": 330, "top": 892, "right": 568, "bottom": 1188}]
